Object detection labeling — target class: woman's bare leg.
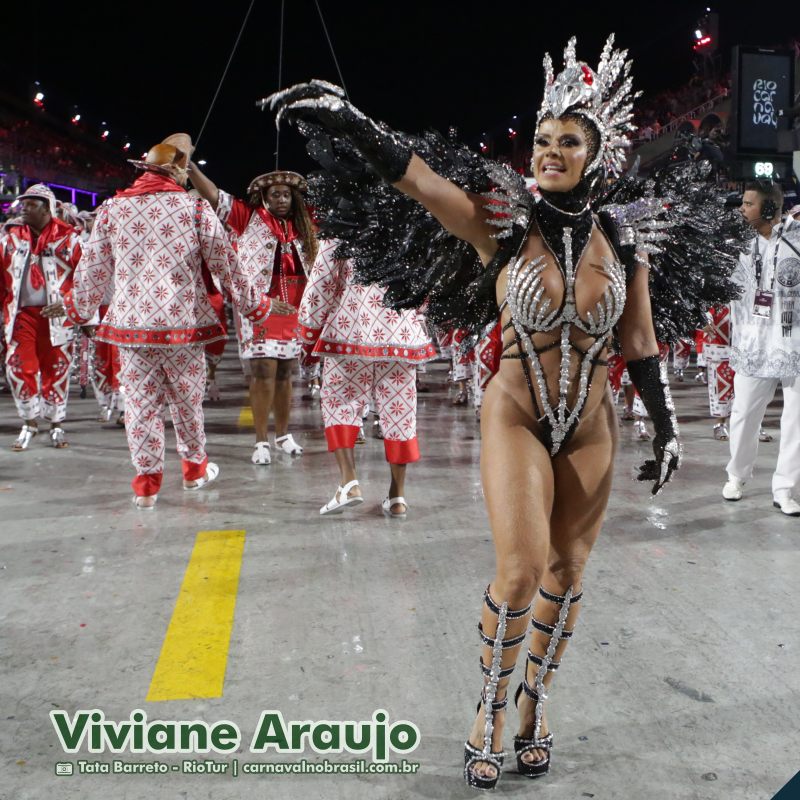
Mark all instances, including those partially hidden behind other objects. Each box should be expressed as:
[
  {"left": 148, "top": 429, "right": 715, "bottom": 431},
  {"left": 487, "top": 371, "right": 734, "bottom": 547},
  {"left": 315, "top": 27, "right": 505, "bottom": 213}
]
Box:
[
  {"left": 333, "top": 448, "right": 362, "bottom": 499},
  {"left": 466, "top": 381, "right": 555, "bottom": 782},
  {"left": 516, "top": 395, "right": 617, "bottom": 764},
  {"left": 388, "top": 463, "right": 406, "bottom": 513},
  {"left": 250, "top": 358, "right": 277, "bottom": 442},
  {"left": 273, "top": 358, "right": 295, "bottom": 438}
]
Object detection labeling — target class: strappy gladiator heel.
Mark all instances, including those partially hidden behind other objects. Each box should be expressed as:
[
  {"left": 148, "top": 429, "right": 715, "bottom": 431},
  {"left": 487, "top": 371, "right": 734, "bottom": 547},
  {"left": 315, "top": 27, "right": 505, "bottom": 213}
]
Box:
[
  {"left": 514, "top": 585, "right": 582, "bottom": 778},
  {"left": 464, "top": 586, "right": 531, "bottom": 791}
]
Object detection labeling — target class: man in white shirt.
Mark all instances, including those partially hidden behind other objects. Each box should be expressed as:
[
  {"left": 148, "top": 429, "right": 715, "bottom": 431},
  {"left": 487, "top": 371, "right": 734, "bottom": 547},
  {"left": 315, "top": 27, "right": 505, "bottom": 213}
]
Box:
[{"left": 723, "top": 181, "right": 800, "bottom": 516}]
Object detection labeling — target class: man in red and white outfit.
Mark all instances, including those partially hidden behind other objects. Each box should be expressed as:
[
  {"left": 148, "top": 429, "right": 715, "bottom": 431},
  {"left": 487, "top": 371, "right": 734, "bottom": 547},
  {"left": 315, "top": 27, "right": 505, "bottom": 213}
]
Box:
[
  {"left": 77, "top": 210, "right": 125, "bottom": 425},
  {"left": 298, "top": 239, "right": 436, "bottom": 517},
  {"left": 52, "top": 135, "right": 280, "bottom": 508},
  {"left": 0, "top": 184, "right": 83, "bottom": 450}
]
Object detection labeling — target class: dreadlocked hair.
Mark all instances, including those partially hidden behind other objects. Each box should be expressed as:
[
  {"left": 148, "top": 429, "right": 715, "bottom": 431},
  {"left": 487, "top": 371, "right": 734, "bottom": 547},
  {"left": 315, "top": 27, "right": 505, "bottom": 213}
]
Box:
[
  {"left": 289, "top": 186, "right": 319, "bottom": 267},
  {"left": 247, "top": 186, "right": 319, "bottom": 270}
]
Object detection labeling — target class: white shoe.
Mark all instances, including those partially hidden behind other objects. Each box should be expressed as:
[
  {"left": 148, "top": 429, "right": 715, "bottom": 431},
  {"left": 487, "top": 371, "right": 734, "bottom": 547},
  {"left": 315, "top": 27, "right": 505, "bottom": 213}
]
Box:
[
  {"left": 634, "top": 420, "right": 651, "bottom": 440},
  {"left": 98, "top": 405, "right": 112, "bottom": 423},
  {"left": 320, "top": 479, "right": 364, "bottom": 515},
  {"left": 275, "top": 433, "right": 303, "bottom": 455},
  {"left": 773, "top": 492, "right": 800, "bottom": 517},
  {"left": 11, "top": 424, "right": 38, "bottom": 451},
  {"left": 206, "top": 380, "right": 221, "bottom": 402},
  {"left": 382, "top": 496, "right": 408, "bottom": 519},
  {"left": 184, "top": 462, "right": 220, "bottom": 490},
  {"left": 713, "top": 422, "right": 729, "bottom": 441},
  {"left": 132, "top": 494, "right": 158, "bottom": 510},
  {"left": 356, "top": 425, "right": 366, "bottom": 445},
  {"left": 722, "top": 476, "right": 744, "bottom": 501},
  {"left": 252, "top": 441, "right": 271, "bottom": 465},
  {"left": 50, "top": 426, "right": 69, "bottom": 448},
  {"left": 759, "top": 428, "right": 773, "bottom": 443}
]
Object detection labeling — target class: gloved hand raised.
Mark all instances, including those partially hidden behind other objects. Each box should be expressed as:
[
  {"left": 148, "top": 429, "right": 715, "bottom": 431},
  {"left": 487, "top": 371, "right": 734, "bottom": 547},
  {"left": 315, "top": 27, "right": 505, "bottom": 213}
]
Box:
[{"left": 261, "top": 79, "right": 412, "bottom": 183}]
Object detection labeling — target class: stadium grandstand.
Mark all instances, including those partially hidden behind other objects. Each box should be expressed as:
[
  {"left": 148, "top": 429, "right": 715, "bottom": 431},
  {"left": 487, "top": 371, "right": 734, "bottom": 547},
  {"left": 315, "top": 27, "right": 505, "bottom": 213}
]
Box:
[{"left": 0, "top": 91, "right": 132, "bottom": 216}]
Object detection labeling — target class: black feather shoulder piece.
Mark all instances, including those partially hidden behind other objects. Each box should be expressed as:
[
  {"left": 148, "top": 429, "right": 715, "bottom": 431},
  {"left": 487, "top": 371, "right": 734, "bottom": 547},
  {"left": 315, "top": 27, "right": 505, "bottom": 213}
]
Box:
[
  {"left": 299, "top": 121, "right": 531, "bottom": 336},
  {"left": 596, "top": 159, "right": 750, "bottom": 343}
]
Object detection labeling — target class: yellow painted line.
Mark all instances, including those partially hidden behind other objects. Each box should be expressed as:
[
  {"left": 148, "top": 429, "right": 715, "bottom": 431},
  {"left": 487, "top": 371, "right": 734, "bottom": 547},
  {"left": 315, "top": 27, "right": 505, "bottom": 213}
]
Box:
[
  {"left": 146, "top": 530, "right": 246, "bottom": 702},
  {"left": 238, "top": 392, "right": 253, "bottom": 428}
]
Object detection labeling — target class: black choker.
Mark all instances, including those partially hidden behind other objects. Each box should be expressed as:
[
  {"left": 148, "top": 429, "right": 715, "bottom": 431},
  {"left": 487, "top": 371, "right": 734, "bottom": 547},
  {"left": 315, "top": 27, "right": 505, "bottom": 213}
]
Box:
[{"left": 534, "top": 184, "right": 593, "bottom": 272}]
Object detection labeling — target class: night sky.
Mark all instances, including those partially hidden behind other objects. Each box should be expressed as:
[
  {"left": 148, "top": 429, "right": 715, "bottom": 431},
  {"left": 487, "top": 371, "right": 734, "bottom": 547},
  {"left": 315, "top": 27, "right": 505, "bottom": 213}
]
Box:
[{"left": 4, "top": 0, "right": 791, "bottom": 194}]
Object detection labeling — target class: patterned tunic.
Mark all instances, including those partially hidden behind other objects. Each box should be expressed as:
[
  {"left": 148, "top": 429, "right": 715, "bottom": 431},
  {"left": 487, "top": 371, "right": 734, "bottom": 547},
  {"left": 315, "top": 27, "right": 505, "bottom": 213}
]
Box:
[
  {"left": 298, "top": 239, "right": 435, "bottom": 363},
  {"left": 217, "top": 190, "right": 310, "bottom": 359},
  {"left": 0, "top": 218, "right": 82, "bottom": 346},
  {"left": 64, "top": 190, "right": 270, "bottom": 344}
]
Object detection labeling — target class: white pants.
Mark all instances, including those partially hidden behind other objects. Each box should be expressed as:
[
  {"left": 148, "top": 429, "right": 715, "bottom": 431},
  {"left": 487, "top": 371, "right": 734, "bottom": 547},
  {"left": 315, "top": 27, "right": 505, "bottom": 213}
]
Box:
[{"left": 726, "top": 374, "right": 800, "bottom": 496}]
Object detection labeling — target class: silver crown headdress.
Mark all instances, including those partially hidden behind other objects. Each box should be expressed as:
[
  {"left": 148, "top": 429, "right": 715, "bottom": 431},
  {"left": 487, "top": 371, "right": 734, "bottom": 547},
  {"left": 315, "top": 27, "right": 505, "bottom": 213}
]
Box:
[{"left": 537, "top": 34, "right": 639, "bottom": 178}]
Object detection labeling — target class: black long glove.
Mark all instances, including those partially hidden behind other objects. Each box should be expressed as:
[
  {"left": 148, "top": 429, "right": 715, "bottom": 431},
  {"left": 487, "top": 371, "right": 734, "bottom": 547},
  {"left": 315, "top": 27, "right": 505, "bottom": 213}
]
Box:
[
  {"left": 626, "top": 355, "right": 682, "bottom": 495},
  {"left": 262, "top": 80, "right": 412, "bottom": 183}
]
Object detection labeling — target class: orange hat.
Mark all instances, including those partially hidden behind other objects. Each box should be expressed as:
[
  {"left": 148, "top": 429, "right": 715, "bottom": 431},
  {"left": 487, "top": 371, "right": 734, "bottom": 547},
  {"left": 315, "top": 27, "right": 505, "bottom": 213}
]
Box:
[{"left": 128, "top": 133, "right": 194, "bottom": 176}]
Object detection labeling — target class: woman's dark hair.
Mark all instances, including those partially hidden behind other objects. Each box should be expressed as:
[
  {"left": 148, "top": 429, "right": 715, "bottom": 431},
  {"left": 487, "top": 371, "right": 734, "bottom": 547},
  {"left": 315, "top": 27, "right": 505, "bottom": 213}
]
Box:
[{"left": 248, "top": 184, "right": 319, "bottom": 267}]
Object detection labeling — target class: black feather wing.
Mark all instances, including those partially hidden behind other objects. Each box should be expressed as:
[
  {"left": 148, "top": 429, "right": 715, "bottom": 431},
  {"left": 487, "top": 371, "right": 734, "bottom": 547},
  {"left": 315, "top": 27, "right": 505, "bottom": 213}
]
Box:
[
  {"left": 300, "top": 122, "right": 527, "bottom": 336},
  {"left": 597, "top": 159, "right": 749, "bottom": 343}
]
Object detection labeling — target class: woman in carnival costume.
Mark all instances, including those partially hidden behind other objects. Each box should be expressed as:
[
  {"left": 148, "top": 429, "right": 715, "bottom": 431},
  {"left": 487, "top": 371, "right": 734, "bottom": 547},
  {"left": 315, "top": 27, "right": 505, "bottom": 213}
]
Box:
[
  {"left": 189, "top": 164, "right": 318, "bottom": 464},
  {"left": 269, "top": 34, "right": 745, "bottom": 790}
]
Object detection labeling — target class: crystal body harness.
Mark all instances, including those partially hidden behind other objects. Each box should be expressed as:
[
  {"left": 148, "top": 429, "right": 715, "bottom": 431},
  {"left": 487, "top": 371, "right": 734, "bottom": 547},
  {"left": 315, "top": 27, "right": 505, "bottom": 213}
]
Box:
[{"left": 499, "top": 208, "right": 626, "bottom": 456}]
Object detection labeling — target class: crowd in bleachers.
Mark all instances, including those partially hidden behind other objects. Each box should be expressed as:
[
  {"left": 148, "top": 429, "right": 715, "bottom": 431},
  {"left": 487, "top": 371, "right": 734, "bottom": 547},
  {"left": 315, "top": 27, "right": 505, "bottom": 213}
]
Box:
[
  {"left": 633, "top": 75, "right": 730, "bottom": 142},
  {"left": 0, "top": 112, "right": 131, "bottom": 196}
]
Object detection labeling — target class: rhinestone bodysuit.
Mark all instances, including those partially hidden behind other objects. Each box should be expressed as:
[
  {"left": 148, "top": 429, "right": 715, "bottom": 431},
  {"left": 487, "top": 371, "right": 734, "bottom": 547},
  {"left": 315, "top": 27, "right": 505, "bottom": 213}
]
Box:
[{"left": 499, "top": 224, "right": 626, "bottom": 455}]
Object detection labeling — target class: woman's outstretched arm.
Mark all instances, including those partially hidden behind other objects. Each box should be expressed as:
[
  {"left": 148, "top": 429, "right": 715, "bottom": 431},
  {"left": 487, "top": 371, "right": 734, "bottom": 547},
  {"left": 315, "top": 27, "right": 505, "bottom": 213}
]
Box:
[
  {"left": 396, "top": 155, "right": 499, "bottom": 265},
  {"left": 268, "top": 80, "right": 499, "bottom": 265}
]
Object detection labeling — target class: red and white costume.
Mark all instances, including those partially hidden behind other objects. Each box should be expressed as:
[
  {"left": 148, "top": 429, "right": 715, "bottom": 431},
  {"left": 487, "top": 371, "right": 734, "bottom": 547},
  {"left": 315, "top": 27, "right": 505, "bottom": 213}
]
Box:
[
  {"left": 216, "top": 190, "right": 310, "bottom": 360},
  {"left": 439, "top": 327, "right": 472, "bottom": 382},
  {"left": 62, "top": 172, "right": 271, "bottom": 496},
  {"left": 611, "top": 344, "right": 670, "bottom": 417},
  {"left": 694, "top": 327, "right": 706, "bottom": 368},
  {"left": 672, "top": 337, "right": 692, "bottom": 373},
  {"left": 298, "top": 240, "right": 436, "bottom": 463},
  {"left": 703, "top": 305, "right": 734, "bottom": 418},
  {"left": 0, "top": 217, "right": 82, "bottom": 422},
  {"left": 472, "top": 322, "right": 502, "bottom": 411},
  {"left": 90, "top": 278, "right": 125, "bottom": 414}
]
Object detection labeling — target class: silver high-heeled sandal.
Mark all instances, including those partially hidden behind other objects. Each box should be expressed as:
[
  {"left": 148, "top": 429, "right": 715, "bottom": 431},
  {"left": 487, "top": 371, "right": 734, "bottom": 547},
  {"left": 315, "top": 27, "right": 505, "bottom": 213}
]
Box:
[
  {"left": 514, "top": 586, "right": 582, "bottom": 778},
  {"left": 464, "top": 586, "right": 531, "bottom": 791}
]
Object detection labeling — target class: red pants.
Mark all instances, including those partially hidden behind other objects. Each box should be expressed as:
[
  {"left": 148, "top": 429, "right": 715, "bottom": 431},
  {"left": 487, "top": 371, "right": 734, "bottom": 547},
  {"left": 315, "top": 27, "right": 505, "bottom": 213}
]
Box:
[
  {"left": 91, "top": 305, "right": 123, "bottom": 410},
  {"left": 118, "top": 345, "right": 208, "bottom": 497},
  {"left": 92, "top": 339, "right": 123, "bottom": 409},
  {"left": 5, "top": 306, "right": 73, "bottom": 422},
  {"left": 321, "top": 358, "right": 420, "bottom": 464}
]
